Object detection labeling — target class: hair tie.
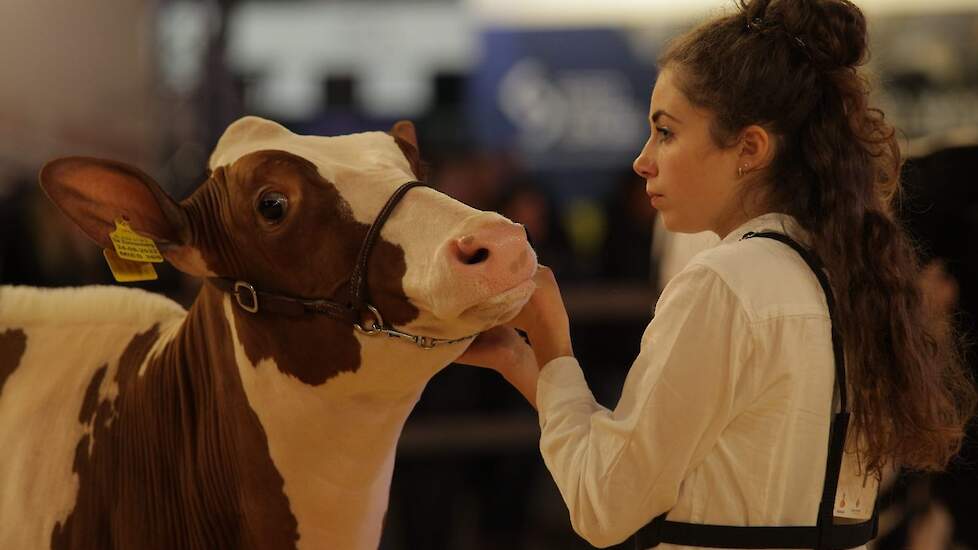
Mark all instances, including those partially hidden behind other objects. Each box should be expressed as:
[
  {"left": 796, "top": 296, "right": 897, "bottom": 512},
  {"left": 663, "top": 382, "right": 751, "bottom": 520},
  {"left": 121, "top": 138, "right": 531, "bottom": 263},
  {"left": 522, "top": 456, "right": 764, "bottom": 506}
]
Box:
[
  {"left": 745, "top": 17, "right": 765, "bottom": 33},
  {"left": 745, "top": 16, "right": 813, "bottom": 63},
  {"left": 791, "top": 35, "right": 813, "bottom": 61}
]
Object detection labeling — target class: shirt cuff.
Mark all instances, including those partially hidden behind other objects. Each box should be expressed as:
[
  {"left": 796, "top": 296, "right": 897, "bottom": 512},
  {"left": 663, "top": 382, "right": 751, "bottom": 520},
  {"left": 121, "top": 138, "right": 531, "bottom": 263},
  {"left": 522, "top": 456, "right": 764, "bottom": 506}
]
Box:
[{"left": 536, "top": 356, "right": 597, "bottom": 426}]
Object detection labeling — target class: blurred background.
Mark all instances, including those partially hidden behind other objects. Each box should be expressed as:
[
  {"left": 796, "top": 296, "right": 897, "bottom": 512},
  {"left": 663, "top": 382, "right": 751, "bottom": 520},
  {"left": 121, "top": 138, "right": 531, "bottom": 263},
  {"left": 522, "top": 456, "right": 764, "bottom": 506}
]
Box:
[{"left": 1, "top": 0, "right": 976, "bottom": 548}]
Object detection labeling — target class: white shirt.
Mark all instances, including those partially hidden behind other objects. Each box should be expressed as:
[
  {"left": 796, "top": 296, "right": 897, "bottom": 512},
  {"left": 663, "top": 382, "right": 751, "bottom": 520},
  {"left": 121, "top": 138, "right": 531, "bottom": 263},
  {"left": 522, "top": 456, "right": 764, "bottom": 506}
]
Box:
[{"left": 536, "top": 213, "right": 878, "bottom": 549}]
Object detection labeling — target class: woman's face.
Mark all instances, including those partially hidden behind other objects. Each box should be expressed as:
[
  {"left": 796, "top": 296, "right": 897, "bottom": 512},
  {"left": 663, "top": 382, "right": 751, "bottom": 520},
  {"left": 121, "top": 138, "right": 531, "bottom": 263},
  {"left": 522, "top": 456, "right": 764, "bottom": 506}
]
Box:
[{"left": 632, "top": 66, "right": 749, "bottom": 237}]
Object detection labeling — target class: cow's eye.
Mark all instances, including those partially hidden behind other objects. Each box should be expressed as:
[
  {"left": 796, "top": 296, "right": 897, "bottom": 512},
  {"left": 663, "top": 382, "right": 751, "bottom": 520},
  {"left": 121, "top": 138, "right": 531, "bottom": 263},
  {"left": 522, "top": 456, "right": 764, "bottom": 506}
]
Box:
[{"left": 258, "top": 191, "right": 288, "bottom": 222}]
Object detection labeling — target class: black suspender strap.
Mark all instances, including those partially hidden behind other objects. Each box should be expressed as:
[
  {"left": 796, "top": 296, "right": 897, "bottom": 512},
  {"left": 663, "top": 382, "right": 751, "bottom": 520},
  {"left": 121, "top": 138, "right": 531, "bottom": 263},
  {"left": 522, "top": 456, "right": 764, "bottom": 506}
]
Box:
[
  {"left": 745, "top": 232, "right": 848, "bottom": 413},
  {"left": 631, "top": 231, "right": 878, "bottom": 549},
  {"left": 633, "top": 512, "right": 877, "bottom": 549}
]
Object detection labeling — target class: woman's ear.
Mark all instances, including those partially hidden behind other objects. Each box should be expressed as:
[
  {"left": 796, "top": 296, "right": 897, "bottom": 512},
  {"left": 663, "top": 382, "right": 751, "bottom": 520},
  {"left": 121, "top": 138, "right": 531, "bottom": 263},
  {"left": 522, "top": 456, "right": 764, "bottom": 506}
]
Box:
[{"left": 738, "top": 125, "right": 775, "bottom": 174}]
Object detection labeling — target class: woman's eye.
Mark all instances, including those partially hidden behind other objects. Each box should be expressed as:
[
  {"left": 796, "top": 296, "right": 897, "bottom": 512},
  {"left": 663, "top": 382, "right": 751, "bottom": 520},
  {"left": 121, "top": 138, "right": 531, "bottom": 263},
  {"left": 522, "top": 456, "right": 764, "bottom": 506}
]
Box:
[
  {"left": 655, "top": 126, "right": 673, "bottom": 142},
  {"left": 257, "top": 191, "right": 288, "bottom": 222}
]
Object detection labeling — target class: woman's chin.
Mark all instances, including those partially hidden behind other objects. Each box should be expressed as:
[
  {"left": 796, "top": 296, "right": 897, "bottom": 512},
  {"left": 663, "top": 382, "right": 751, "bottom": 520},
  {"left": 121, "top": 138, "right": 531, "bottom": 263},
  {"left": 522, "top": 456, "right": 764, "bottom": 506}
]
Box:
[
  {"left": 659, "top": 212, "right": 686, "bottom": 233},
  {"left": 660, "top": 213, "right": 711, "bottom": 235}
]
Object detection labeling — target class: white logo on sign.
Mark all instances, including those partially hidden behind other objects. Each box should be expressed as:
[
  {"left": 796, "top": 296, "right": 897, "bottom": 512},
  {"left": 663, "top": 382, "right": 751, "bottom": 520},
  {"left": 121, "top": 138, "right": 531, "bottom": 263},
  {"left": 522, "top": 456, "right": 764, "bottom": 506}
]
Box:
[{"left": 498, "top": 58, "right": 644, "bottom": 156}]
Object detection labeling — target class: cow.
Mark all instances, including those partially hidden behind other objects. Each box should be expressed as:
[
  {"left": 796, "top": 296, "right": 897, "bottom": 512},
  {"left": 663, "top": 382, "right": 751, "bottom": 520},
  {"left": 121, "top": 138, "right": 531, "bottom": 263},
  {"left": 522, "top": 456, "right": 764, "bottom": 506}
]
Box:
[{"left": 0, "top": 116, "right": 537, "bottom": 550}]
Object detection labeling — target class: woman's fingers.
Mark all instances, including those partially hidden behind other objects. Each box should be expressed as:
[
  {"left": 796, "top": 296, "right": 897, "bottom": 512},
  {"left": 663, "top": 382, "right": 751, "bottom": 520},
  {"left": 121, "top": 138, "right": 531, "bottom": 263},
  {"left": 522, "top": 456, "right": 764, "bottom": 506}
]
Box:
[
  {"left": 504, "top": 264, "right": 574, "bottom": 366},
  {"left": 506, "top": 265, "right": 566, "bottom": 332},
  {"left": 457, "top": 265, "right": 569, "bottom": 373},
  {"left": 532, "top": 265, "right": 557, "bottom": 289},
  {"left": 455, "top": 326, "right": 528, "bottom": 371},
  {"left": 457, "top": 327, "right": 541, "bottom": 408}
]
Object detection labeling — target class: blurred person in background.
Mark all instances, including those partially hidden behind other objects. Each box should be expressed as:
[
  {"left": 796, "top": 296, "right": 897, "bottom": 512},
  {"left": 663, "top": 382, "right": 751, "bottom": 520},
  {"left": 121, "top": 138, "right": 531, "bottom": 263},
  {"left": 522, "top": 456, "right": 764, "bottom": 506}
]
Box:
[
  {"left": 498, "top": 176, "right": 575, "bottom": 279},
  {"left": 0, "top": 176, "right": 110, "bottom": 287},
  {"left": 458, "top": 0, "right": 977, "bottom": 548},
  {"left": 878, "top": 142, "right": 978, "bottom": 550},
  {"left": 600, "top": 168, "right": 656, "bottom": 282},
  {"left": 429, "top": 149, "right": 518, "bottom": 212},
  {"left": 0, "top": 174, "right": 201, "bottom": 306}
]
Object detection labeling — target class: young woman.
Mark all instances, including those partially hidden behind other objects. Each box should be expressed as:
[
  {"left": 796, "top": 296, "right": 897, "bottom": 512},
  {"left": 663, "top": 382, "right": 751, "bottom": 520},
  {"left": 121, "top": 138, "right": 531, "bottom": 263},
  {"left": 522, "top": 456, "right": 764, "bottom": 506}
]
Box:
[{"left": 458, "top": 0, "right": 976, "bottom": 547}]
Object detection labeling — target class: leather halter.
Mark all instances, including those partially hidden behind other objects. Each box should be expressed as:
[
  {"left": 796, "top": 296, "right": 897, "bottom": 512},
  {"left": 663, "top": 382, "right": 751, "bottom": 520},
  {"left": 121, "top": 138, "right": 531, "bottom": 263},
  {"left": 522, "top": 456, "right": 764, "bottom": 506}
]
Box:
[{"left": 208, "top": 180, "right": 478, "bottom": 349}]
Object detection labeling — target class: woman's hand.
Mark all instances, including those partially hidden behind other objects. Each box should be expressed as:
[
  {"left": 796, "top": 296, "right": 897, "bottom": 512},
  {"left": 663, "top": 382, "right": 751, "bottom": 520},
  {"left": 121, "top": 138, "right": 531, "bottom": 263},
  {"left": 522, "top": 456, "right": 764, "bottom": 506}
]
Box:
[
  {"left": 456, "top": 326, "right": 539, "bottom": 407},
  {"left": 456, "top": 326, "right": 534, "bottom": 377},
  {"left": 454, "top": 265, "right": 573, "bottom": 407},
  {"left": 507, "top": 266, "right": 573, "bottom": 368}
]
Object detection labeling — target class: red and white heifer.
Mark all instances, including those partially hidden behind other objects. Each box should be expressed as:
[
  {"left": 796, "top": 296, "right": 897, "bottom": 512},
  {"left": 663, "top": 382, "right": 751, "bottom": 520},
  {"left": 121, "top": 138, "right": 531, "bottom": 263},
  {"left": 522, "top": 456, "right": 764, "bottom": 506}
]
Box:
[{"left": 0, "top": 116, "right": 536, "bottom": 550}]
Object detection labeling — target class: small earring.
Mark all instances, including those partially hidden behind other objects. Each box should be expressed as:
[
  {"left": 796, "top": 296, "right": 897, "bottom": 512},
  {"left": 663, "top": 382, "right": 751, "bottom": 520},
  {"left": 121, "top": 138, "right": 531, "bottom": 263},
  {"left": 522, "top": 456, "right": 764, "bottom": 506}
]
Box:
[{"left": 738, "top": 163, "right": 750, "bottom": 177}]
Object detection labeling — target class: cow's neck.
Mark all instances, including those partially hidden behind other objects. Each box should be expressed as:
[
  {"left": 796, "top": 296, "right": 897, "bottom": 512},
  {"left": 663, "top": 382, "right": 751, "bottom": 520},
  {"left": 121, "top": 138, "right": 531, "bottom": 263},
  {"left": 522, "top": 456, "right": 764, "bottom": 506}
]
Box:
[
  {"left": 125, "top": 283, "right": 301, "bottom": 549},
  {"left": 180, "top": 283, "right": 449, "bottom": 549}
]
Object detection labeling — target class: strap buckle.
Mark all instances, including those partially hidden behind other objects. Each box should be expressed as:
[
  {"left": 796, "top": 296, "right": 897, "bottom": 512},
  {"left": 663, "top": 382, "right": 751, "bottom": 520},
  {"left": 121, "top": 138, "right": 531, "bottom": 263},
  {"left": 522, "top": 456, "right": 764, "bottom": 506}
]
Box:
[{"left": 233, "top": 281, "right": 259, "bottom": 313}]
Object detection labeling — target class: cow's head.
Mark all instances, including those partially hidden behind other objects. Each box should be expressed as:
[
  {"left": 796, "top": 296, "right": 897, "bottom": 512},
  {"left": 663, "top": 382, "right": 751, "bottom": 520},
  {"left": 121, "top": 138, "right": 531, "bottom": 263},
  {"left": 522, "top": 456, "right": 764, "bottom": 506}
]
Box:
[{"left": 39, "top": 116, "right": 536, "bottom": 385}]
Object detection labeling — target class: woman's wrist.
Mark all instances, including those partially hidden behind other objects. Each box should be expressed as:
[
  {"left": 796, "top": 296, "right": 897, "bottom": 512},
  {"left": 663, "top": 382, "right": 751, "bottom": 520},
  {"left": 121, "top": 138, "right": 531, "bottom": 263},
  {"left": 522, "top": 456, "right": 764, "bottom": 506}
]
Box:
[
  {"left": 532, "top": 337, "right": 574, "bottom": 370},
  {"left": 498, "top": 343, "right": 541, "bottom": 408}
]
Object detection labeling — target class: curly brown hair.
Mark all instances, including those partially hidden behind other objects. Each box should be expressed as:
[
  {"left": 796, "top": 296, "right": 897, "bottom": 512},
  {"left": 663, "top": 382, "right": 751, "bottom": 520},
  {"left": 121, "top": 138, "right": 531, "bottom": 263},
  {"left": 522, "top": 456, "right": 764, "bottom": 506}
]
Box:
[{"left": 660, "top": 0, "right": 976, "bottom": 475}]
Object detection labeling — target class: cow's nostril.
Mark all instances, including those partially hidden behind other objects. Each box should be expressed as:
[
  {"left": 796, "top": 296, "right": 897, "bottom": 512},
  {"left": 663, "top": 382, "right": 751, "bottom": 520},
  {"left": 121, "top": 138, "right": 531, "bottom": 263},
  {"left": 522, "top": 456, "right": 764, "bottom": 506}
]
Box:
[{"left": 465, "top": 248, "right": 490, "bottom": 265}]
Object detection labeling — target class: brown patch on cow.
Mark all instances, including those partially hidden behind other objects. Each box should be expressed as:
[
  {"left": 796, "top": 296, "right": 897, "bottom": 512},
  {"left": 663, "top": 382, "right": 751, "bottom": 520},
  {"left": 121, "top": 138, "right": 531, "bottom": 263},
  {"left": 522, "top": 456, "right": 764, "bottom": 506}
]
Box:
[
  {"left": 181, "top": 150, "right": 418, "bottom": 385},
  {"left": 51, "top": 294, "right": 301, "bottom": 550},
  {"left": 0, "top": 328, "right": 27, "bottom": 397},
  {"left": 52, "top": 326, "right": 160, "bottom": 550},
  {"left": 78, "top": 365, "right": 107, "bottom": 424}
]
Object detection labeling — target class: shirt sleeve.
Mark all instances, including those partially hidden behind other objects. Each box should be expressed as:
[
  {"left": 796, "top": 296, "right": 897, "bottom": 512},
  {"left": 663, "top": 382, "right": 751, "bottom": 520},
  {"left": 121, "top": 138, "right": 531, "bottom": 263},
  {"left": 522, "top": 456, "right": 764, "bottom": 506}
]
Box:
[{"left": 536, "top": 263, "right": 756, "bottom": 548}]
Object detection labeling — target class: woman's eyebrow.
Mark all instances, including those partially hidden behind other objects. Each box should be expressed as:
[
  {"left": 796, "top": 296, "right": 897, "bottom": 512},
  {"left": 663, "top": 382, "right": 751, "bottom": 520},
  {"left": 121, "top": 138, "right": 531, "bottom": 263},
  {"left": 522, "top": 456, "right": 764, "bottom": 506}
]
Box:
[{"left": 651, "top": 110, "right": 683, "bottom": 124}]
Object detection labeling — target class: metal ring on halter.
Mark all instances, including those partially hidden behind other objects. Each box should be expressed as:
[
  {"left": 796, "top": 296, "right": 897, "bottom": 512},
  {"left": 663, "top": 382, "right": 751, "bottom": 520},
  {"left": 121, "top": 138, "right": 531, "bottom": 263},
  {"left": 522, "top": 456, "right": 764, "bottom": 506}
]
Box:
[{"left": 354, "top": 304, "right": 385, "bottom": 335}]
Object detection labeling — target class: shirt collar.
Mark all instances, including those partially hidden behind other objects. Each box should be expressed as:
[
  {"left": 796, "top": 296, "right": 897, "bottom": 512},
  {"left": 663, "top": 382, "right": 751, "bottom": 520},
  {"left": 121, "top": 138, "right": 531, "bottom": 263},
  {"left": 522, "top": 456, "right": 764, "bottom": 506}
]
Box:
[{"left": 719, "top": 212, "right": 807, "bottom": 246}]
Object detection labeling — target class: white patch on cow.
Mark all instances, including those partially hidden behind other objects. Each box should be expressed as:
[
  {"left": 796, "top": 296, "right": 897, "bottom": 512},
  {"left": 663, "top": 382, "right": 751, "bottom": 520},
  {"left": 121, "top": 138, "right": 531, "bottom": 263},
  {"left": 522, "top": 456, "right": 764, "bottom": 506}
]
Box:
[
  {"left": 0, "top": 286, "right": 184, "bottom": 549},
  {"left": 137, "top": 321, "right": 182, "bottom": 378},
  {"left": 222, "top": 296, "right": 463, "bottom": 550}
]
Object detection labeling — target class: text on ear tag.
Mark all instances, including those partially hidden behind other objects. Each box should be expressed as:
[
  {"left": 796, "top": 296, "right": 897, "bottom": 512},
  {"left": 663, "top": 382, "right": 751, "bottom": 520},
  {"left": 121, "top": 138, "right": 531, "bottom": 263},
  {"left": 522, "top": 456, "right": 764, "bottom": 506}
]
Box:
[
  {"left": 103, "top": 249, "right": 158, "bottom": 282},
  {"left": 109, "top": 218, "right": 164, "bottom": 263}
]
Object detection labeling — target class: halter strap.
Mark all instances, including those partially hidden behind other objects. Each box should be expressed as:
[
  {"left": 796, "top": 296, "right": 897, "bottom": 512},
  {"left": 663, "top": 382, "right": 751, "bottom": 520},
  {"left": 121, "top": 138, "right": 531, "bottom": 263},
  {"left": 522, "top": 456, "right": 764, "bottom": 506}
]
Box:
[
  {"left": 349, "top": 180, "right": 427, "bottom": 314},
  {"left": 207, "top": 278, "right": 355, "bottom": 322}
]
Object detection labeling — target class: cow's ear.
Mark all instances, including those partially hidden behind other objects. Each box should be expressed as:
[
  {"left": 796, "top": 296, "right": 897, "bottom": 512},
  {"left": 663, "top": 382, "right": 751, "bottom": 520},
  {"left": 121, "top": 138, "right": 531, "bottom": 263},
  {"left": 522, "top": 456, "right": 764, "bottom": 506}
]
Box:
[
  {"left": 390, "top": 120, "right": 427, "bottom": 180},
  {"left": 39, "top": 157, "right": 211, "bottom": 276}
]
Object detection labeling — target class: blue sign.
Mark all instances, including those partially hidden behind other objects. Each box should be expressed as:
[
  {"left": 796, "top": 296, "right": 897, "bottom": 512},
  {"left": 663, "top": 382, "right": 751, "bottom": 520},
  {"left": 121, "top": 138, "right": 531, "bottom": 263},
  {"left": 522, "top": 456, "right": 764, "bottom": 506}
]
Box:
[{"left": 470, "top": 27, "right": 657, "bottom": 180}]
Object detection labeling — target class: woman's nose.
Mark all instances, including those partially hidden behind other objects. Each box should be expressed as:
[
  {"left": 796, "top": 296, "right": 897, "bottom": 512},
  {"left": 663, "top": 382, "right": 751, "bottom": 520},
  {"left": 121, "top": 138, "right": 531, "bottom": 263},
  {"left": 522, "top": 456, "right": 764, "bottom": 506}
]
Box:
[{"left": 633, "top": 144, "right": 656, "bottom": 179}]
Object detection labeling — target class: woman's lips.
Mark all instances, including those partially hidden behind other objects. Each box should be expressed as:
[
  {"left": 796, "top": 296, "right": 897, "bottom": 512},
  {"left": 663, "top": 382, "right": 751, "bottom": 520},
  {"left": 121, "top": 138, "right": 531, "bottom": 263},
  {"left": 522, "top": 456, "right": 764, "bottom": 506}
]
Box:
[{"left": 649, "top": 193, "right": 664, "bottom": 207}]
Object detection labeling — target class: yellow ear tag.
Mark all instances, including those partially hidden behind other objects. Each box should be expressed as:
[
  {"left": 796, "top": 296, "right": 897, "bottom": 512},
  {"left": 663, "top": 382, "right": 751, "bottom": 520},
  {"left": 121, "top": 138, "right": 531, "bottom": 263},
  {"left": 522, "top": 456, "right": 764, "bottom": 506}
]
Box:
[
  {"left": 103, "top": 249, "right": 158, "bottom": 282},
  {"left": 109, "top": 219, "right": 164, "bottom": 263}
]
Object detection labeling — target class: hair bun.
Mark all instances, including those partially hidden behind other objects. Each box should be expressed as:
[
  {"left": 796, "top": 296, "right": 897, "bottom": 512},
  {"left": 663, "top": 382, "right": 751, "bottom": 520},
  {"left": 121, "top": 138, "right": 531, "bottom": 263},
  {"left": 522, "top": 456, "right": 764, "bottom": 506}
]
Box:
[{"left": 744, "top": 0, "right": 868, "bottom": 70}]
